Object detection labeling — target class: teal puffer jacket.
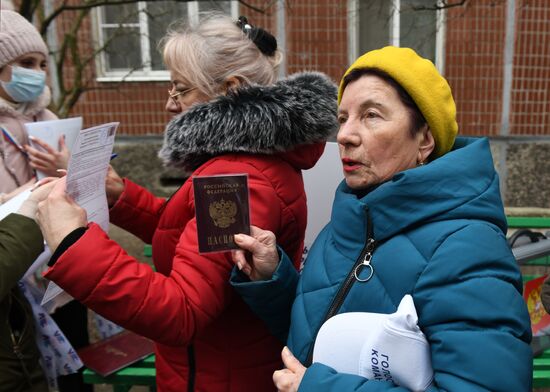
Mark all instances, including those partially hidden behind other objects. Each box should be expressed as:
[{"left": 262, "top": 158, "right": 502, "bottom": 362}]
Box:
[{"left": 232, "top": 137, "right": 532, "bottom": 391}]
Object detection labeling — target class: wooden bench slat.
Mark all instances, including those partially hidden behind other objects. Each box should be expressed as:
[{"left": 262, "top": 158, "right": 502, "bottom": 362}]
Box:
[
  {"left": 507, "top": 216, "right": 550, "bottom": 229},
  {"left": 142, "top": 354, "right": 155, "bottom": 367},
  {"left": 83, "top": 354, "right": 156, "bottom": 386},
  {"left": 533, "top": 370, "right": 550, "bottom": 387},
  {"left": 534, "top": 358, "right": 550, "bottom": 371},
  {"left": 83, "top": 367, "right": 156, "bottom": 386},
  {"left": 524, "top": 256, "right": 550, "bottom": 266}
]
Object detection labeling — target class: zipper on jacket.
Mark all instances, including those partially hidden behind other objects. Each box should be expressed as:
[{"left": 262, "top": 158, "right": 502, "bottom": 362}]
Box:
[
  {"left": 304, "top": 205, "right": 376, "bottom": 366},
  {"left": 7, "top": 294, "right": 33, "bottom": 387},
  {"left": 187, "top": 344, "right": 196, "bottom": 392}
]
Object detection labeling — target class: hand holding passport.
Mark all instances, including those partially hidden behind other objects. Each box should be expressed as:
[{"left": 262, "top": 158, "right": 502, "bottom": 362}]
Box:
[{"left": 193, "top": 174, "right": 250, "bottom": 253}]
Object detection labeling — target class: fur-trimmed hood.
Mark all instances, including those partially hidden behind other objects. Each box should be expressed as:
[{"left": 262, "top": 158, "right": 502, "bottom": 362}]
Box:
[{"left": 159, "top": 72, "right": 338, "bottom": 171}]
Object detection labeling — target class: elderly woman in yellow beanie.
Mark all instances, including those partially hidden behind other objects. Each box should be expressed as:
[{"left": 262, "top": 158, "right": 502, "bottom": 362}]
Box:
[{"left": 230, "top": 46, "right": 532, "bottom": 391}]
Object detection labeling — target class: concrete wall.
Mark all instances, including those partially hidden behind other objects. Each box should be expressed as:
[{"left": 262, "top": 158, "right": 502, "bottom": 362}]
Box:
[
  {"left": 490, "top": 137, "right": 550, "bottom": 210},
  {"left": 503, "top": 141, "right": 550, "bottom": 209}
]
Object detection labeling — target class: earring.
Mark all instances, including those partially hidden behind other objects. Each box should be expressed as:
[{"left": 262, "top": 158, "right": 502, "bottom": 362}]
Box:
[{"left": 418, "top": 161, "right": 425, "bottom": 166}]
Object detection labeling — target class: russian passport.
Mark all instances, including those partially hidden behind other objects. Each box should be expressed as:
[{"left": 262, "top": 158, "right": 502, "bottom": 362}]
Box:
[{"left": 193, "top": 174, "right": 250, "bottom": 253}]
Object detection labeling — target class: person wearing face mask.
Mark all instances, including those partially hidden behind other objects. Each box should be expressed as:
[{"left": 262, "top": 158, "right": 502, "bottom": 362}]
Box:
[
  {"left": 34, "top": 13, "right": 337, "bottom": 392},
  {"left": 0, "top": 10, "right": 69, "bottom": 204},
  {"left": 0, "top": 10, "right": 91, "bottom": 392}
]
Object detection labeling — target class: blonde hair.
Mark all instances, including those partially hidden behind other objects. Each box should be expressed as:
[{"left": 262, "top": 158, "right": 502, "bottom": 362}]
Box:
[{"left": 161, "top": 13, "right": 283, "bottom": 97}]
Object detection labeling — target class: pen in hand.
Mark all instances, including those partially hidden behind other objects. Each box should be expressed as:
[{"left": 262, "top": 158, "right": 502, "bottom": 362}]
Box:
[{"left": 1, "top": 126, "right": 28, "bottom": 157}]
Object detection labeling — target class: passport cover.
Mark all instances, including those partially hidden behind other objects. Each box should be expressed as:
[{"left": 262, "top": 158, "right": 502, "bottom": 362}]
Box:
[
  {"left": 77, "top": 330, "right": 154, "bottom": 377},
  {"left": 193, "top": 174, "right": 250, "bottom": 253}
]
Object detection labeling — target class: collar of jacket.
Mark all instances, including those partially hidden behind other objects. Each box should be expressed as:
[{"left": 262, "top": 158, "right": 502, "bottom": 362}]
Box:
[
  {"left": 159, "top": 72, "right": 338, "bottom": 172},
  {"left": 0, "top": 86, "right": 52, "bottom": 118}
]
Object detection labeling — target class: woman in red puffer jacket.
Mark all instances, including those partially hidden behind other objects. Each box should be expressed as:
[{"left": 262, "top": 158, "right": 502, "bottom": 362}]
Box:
[{"left": 37, "top": 13, "right": 337, "bottom": 392}]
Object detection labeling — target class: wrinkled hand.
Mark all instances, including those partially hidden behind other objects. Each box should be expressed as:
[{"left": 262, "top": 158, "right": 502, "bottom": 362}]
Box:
[
  {"left": 106, "top": 165, "right": 124, "bottom": 207},
  {"left": 273, "top": 347, "right": 306, "bottom": 392},
  {"left": 36, "top": 177, "right": 87, "bottom": 251},
  {"left": 232, "top": 225, "right": 279, "bottom": 281},
  {"left": 26, "top": 135, "right": 69, "bottom": 177}
]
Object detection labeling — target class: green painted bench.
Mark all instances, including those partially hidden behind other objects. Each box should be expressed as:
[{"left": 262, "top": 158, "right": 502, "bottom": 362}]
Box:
[
  {"left": 510, "top": 216, "right": 550, "bottom": 388},
  {"left": 82, "top": 354, "right": 156, "bottom": 392},
  {"left": 533, "top": 350, "right": 550, "bottom": 388}
]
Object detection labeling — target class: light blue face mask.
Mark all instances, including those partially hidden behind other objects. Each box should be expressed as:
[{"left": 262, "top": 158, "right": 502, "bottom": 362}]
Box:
[{"left": 1, "top": 65, "right": 46, "bottom": 103}]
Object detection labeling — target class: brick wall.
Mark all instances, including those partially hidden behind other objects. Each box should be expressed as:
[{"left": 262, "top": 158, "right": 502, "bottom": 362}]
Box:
[
  {"left": 50, "top": 0, "right": 550, "bottom": 137},
  {"left": 445, "top": 1, "right": 506, "bottom": 136},
  {"left": 510, "top": 0, "right": 550, "bottom": 136}
]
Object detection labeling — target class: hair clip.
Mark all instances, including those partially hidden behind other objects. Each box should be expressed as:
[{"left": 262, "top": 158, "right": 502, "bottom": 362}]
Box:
[
  {"left": 236, "top": 15, "right": 277, "bottom": 57},
  {"left": 236, "top": 16, "right": 252, "bottom": 32}
]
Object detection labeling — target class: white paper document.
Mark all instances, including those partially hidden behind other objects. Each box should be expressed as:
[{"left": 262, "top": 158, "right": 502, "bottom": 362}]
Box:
[
  {"left": 0, "top": 188, "right": 31, "bottom": 221},
  {"left": 42, "top": 122, "right": 119, "bottom": 306},
  {"left": 65, "top": 122, "right": 118, "bottom": 232},
  {"left": 24, "top": 117, "right": 83, "bottom": 179}
]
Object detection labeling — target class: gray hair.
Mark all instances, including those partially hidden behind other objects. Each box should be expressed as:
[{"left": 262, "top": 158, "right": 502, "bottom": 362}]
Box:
[{"left": 160, "top": 12, "right": 283, "bottom": 97}]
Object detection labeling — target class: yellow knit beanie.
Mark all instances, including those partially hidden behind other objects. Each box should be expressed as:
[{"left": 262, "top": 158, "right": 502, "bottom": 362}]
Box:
[{"left": 338, "top": 46, "right": 458, "bottom": 158}]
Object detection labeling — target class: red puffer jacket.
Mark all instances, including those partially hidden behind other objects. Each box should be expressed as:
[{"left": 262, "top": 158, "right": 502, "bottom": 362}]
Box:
[
  {"left": 46, "top": 147, "right": 322, "bottom": 391},
  {"left": 44, "top": 73, "right": 338, "bottom": 391}
]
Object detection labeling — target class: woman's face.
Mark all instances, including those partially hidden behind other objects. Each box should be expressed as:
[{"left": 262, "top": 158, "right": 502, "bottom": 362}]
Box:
[
  {"left": 0, "top": 52, "right": 47, "bottom": 102},
  {"left": 337, "top": 74, "right": 432, "bottom": 190},
  {"left": 165, "top": 71, "right": 211, "bottom": 114}
]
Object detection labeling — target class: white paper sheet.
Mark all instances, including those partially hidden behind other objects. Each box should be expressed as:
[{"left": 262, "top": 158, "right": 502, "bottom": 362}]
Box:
[
  {"left": 41, "top": 122, "right": 119, "bottom": 307},
  {"left": 24, "top": 117, "right": 83, "bottom": 179},
  {"left": 0, "top": 188, "right": 31, "bottom": 221},
  {"left": 65, "top": 122, "right": 118, "bottom": 232}
]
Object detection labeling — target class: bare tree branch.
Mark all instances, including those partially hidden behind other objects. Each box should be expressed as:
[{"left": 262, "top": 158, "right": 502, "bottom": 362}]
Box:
[
  {"left": 17, "top": 0, "right": 41, "bottom": 21},
  {"left": 23, "top": 0, "right": 281, "bottom": 115},
  {"left": 237, "top": 0, "right": 271, "bottom": 14},
  {"left": 40, "top": 0, "right": 271, "bottom": 34}
]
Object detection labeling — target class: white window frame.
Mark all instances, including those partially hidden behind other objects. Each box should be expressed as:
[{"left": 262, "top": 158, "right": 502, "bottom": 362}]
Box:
[
  {"left": 347, "top": 0, "right": 446, "bottom": 73},
  {"left": 94, "top": 1, "right": 239, "bottom": 82}
]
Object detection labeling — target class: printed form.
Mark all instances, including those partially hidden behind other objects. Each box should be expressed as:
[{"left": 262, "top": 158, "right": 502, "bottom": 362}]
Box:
[{"left": 42, "top": 122, "right": 119, "bottom": 306}]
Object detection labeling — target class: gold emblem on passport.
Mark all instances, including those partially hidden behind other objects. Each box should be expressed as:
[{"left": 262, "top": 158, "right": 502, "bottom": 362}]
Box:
[
  {"left": 209, "top": 198, "right": 237, "bottom": 228},
  {"left": 193, "top": 174, "right": 250, "bottom": 253}
]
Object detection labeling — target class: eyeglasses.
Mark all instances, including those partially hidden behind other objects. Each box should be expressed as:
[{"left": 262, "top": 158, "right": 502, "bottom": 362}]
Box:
[{"left": 168, "top": 87, "right": 197, "bottom": 105}]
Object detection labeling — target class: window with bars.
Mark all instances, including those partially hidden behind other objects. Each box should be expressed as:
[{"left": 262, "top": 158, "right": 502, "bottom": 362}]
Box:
[
  {"left": 350, "top": 0, "right": 445, "bottom": 70},
  {"left": 96, "top": 1, "right": 236, "bottom": 81}
]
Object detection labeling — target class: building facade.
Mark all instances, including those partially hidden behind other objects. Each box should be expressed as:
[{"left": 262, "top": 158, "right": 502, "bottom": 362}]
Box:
[{"left": 45, "top": 0, "right": 548, "bottom": 138}]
